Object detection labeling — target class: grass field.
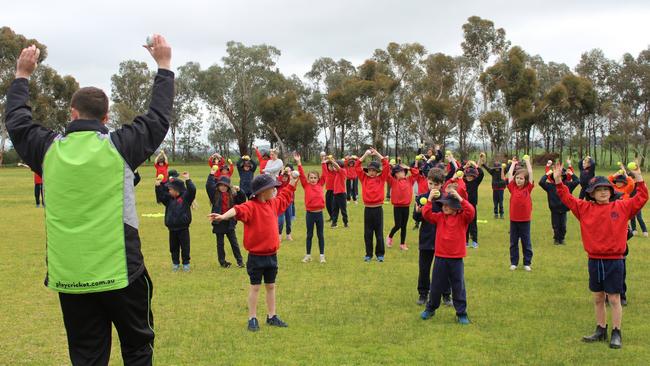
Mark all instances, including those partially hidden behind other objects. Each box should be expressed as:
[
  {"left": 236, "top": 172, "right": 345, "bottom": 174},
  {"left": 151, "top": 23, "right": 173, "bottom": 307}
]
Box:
[{"left": 1, "top": 164, "right": 650, "bottom": 365}]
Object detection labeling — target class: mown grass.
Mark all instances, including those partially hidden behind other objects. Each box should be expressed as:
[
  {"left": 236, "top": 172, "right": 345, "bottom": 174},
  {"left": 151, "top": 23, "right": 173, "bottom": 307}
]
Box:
[{"left": 1, "top": 164, "right": 649, "bottom": 365}]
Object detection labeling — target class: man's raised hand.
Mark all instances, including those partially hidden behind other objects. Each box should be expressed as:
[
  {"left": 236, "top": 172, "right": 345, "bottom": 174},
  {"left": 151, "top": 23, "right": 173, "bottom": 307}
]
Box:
[
  {"left": 16, "top": 45, "right": 40, "bottom": 79},
  {"left": 143, "top": 34, "right": 171, "bottom": 70}
]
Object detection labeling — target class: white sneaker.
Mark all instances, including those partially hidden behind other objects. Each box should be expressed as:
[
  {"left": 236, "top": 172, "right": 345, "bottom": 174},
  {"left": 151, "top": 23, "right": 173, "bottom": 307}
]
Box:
[
  {"left": 509, "top": 265, "right": 517, "bottom": 271},
  {"left": 302, "top": 255, "right": 312, "bottom": 263},
  {"left": 633, "top": 230, "right": 638, "bottom": 236},
  {"left": 644, "top": 232, "right": 649, "bottom": 237},
  {"left": 524, "top": 265, "right": 532, "bottom": 272},
  {"left": 320, "top": 255, "right": 326, "bottom": 263}
]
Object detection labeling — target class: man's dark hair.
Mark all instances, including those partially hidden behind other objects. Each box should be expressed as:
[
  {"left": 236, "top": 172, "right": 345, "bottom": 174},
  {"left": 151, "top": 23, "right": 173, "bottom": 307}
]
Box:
[{"left": 70, "top": 87, "right": 109, "bottom": 120}]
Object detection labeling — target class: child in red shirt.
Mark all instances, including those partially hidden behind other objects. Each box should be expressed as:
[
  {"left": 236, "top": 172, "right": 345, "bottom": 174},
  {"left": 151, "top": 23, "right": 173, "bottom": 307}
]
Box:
[
  {"left": 386, "top": 164, "right": 419, "bottom": 250},
  {"left": 345, "top": 155, "right": 359, "bottom": 204},
  {"left": 356, "top": 148, "right": 390, "bottom": 262},
  {"left": 608, "top": 169, "right": 635, "bottom": 200},
  {"left": 253, "top": 145, "right": 270, "bottom": 172},
  {"left": 325, "top": 157, "right": 348, "bottom": 228},
  {"left": 209, "top": 173, "right": 297, "bottom": 332},
  {"left": 420, "top": 188, "right": 475, "bottom": 324},
  {"left": 33, "top": 172, "right": 44, "bottom": 207},
  {"left": 154, "top": 150, "right": 169, "bottom": 182},
  {"left": 504, "top": 155, "right": 535, "bottom": 271},
  {"left": 18, "top": 162, "right": 45, "bottom": 207},
  {"left": 554, "top": 162, "right": 647, "bottom": 349},
  {"left": 323, "top": 156, "right": 336, "bottom": 222},
  {"left": 208, "top": 153, "right": 235, "bottom": 178},
  {"left": 294, "top": 152, "right": 327, "bottom": 263}
]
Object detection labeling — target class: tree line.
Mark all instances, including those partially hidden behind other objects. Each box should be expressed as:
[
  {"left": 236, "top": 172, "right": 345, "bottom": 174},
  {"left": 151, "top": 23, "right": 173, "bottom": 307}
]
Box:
[{"left": 2, "top": 16, "right": 649, "bottom": 166}]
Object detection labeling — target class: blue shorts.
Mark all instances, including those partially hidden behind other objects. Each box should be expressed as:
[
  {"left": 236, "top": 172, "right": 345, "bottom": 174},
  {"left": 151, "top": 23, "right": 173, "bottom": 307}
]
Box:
[{"left": 588, "top": 259, "right": 624, "bottom": 294}]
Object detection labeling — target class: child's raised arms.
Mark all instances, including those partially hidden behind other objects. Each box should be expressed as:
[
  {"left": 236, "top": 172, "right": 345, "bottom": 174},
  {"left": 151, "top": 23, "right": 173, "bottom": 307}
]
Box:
[
  {"left": 523, "top": 155, "right": 534, "bottom": 183},
  {"left": 505, "top": 157, "right": 517, "bottom": 182}
]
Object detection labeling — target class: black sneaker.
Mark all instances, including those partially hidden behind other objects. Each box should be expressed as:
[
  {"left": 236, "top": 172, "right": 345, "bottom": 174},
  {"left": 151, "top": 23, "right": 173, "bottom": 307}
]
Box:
[
  {"left": 247, "top": 317, "right": 260, "bottom": 332},
  {"left": 237, "top": 262, "right": 245, "bottom": 268},
  {"left": 416, "top": 295, "right": 427, "bottom": 305},
  {"left": 331, "top": 223, "right": 338, "bottom": 228},
  {"left": 583, "top": 324, "right": 608, "bottom": 342},
  {"left": 220, "top": 262, "right": 232, "bottom": 268},
  {"left": 344, "top": 223, "right": 349, "bottom": 228},
  {"left": 610, "top": 328, "right": 622, "bottom": 349},
  {"left": 266, "top": 315, "right": 288, "bottom": 327}
]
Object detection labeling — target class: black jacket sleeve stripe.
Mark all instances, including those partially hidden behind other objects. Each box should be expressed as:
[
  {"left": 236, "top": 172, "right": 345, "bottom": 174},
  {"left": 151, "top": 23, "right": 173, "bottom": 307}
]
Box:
[
  {"left": 4, "top": 78, "right": 58, "bottom": 176},
  {"left": 110, "top": 69, "right": 175, "bottom": 171}
]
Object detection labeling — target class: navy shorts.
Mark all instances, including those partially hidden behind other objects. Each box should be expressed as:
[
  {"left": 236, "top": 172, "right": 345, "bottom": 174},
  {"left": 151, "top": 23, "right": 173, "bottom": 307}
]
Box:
[
  {"left": 588, "top": 259, "right": 624, "bottom": 294},
  {"left": 247, "top": 254, "right": 278, "bottom": 285}
]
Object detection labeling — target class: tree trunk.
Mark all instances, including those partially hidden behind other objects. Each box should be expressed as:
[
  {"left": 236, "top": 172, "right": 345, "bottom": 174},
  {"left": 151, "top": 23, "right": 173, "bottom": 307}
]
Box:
[
  {"left": 340, "top": 123, "right": 346, "bottom": 157},
  {"left": 394, "top": 122, "right": 399, "bottom": 158},
  {"left": 269, "top": 127, "right": 287, "bottom": 160}
]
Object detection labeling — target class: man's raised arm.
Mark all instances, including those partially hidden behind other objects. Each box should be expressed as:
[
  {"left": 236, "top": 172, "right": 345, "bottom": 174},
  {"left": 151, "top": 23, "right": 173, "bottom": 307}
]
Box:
[
  {"left": 4, "top": 45, "right": 57, "bottom": 176},
  {"left": 111, "top": 34, "right": 174, "bottom": 171}
]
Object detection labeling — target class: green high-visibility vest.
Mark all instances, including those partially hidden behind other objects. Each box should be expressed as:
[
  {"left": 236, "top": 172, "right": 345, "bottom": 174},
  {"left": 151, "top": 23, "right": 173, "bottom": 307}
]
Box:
[{"left": 43, "top": 131, "right": 128, "bottom": 293}]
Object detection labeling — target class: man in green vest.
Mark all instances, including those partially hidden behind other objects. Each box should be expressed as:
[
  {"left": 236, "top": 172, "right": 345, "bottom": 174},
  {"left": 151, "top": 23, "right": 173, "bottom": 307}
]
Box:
[{"left": 4, "top": 34, "right": 173, "bottom": 366}]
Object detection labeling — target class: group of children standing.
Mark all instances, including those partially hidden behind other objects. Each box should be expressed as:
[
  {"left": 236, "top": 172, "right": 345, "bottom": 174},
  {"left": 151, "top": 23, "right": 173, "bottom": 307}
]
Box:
[{"left": 147, "top": 146, "right": 647, "bottom": 346}]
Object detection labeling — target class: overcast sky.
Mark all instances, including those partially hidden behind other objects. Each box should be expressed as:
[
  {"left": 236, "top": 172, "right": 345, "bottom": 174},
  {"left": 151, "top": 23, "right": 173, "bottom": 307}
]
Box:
[{"left": 3, "top": 0, "right": 649, "bottom": 96}]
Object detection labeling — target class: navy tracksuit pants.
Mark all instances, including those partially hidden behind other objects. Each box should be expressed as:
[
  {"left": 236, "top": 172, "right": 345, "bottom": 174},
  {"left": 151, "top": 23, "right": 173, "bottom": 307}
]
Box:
[
  {"left": 551, "top": 211, "right": 567, "bottom": 242},
  {"left": 510, "top": 221, "right": 533, "bottom": 266},
  {"left": 493, "top": 189, "right": 504, "bottom": 216},
  {"left": 418, "top": 250, "right": 451, "bottom": 298},
  {"left": 426, "top": 257, "right": 467, "bottom": 316}
]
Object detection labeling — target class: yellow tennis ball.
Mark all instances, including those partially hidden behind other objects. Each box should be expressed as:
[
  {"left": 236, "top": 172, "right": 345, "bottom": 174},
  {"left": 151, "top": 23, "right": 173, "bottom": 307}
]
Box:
[
  {"left": 432, "top": 190, "right": 441, "bottom": 198},
  {"left": 419, "top": 197, "right": 428, "bottom": 205},
  {"left": 628, "top": 162, "right": 638, "bottom": 170},
  {"left": 523, "top": 154, "right": 530, "bottom": 160},
  {"left": 157, "top": 174, "right": 164, "bottom": 180},
  {"left": 455, "top": 170, "right": 464, "bottom": 178},
  {"left": 415, "top": 155, "right": 422, "bottom": 161},
  {"left": 617, "top": 161, "right": 622, "bottom": 166},
  {"left": 501, "top": 163, "right": 507, "bottom": 168},
  {"left": 445, "top": 150, "right": 452, "bottom": 155}
]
